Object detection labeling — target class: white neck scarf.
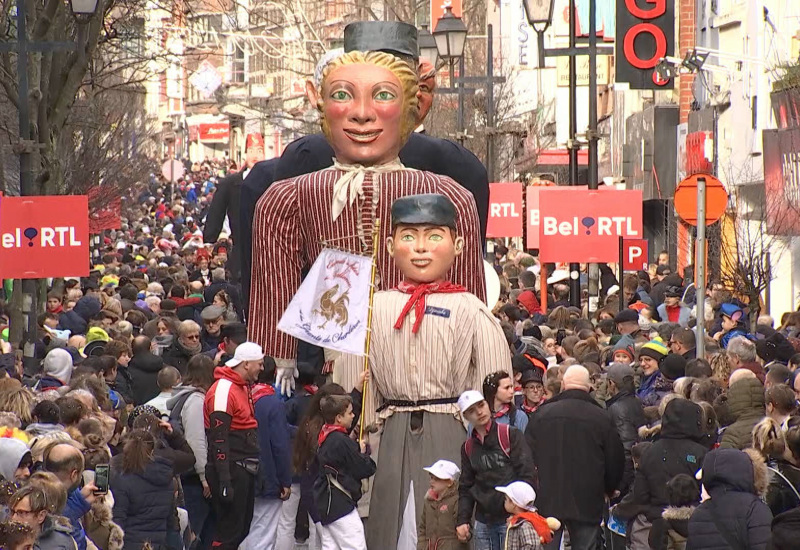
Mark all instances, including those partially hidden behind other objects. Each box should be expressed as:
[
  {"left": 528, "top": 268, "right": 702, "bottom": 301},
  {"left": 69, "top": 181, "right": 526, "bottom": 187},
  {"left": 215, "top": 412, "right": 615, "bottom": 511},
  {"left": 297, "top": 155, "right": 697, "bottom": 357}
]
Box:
[{"left": 330, "top": 158, "right": 405, "bottom": 221}]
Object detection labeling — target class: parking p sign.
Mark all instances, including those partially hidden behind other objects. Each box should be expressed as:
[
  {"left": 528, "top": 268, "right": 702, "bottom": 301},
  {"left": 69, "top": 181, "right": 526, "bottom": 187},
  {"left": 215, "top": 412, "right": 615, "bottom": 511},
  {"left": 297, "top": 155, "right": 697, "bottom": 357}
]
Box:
[{"left": 622, "top": 239, "right": 649, "bottom": 271}]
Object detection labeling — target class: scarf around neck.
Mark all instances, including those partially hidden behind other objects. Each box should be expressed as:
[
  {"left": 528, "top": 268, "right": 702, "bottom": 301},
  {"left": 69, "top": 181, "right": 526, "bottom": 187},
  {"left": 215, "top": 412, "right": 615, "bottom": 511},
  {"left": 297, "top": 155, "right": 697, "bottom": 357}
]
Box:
[
  {"left": 393, "top": 280, "right": 466, "bottom": 334},
  {"left": 330, "top": 158, "right": 405, "bottom": 221},
  {"left": 318, "top": 423, "right": 348, "bottom": 447}
]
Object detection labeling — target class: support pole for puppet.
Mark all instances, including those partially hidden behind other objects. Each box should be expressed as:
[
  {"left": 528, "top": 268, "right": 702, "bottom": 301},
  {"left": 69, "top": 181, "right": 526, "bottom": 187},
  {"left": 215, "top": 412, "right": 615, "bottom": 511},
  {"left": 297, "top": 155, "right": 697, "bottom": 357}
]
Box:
[{"left": 359, "top": 218, "right": 381, "bottom": 443}]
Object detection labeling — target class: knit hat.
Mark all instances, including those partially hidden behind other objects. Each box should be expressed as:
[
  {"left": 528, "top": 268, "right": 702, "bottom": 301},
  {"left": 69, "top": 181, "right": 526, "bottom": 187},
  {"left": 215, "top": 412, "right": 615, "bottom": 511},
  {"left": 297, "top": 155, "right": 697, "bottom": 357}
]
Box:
[
  {"left": 612, "top": 340, "right": 635, "bottom": 361},
  {"left": 638, "top": 338, "right": 669, "bottom": 362},
  {"left": 562, "top": 365, "right": 592, "bottom": 392},
  {"left": 659, "top": 353, "right": 687, "bottom": 381},
  {"left": 614, "top": 309, "right": 639, "bottom": 324}
]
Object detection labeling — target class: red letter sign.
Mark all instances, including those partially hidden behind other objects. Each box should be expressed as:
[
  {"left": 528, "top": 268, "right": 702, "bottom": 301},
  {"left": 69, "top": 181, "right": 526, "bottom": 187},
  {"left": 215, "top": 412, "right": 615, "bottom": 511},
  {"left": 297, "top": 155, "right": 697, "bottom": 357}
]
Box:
[
  {"left": 616, "top": 0, "right": 674, "bottom": 89},
  {"left": 622, "top": 239, "right": 649, "bottom": 271},
  {"left": 0, "top": 195, "right": 90, "bottom": 279},
  {"left": 487, "top": 182, "right": 523, "bottom": 238}
]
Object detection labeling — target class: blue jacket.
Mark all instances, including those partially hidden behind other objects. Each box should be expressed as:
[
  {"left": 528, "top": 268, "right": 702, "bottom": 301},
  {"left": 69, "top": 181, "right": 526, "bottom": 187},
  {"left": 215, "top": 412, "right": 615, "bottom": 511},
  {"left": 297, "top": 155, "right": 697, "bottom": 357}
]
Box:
[
  {"left": 721, "top": 328, "right": 748, "bottom": 349},
  {"left": 495, "top": 407, "right": 528, "bottom": 433},
  {"left": 253, "top": 386, "right": 292, "bottom": 499},
  {"left": 63, "top": 487, "right": 91, "bottom": 550}
]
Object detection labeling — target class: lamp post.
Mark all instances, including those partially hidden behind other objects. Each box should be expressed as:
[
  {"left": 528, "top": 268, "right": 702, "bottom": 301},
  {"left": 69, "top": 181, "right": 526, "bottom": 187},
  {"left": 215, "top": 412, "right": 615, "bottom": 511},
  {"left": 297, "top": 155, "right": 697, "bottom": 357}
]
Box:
[
  {"left": 524, "top": 0, "right": 611, "bottom": 311},
  {"left": 433, "top": 6, "right": 468, "bottom": 144},
  {"left": 418, "top": 25, "right": 439, "bottom": 69},
  {"left": 0, "top": 0, "right": 99, "bottom": 372}
]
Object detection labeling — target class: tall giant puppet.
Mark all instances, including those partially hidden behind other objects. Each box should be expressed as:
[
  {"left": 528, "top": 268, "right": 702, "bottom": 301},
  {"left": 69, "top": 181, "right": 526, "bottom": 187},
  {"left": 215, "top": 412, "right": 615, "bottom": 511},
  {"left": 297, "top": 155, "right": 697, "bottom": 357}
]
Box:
[{"left": 248, "top": 22, "right": 486, "bottom": 392}]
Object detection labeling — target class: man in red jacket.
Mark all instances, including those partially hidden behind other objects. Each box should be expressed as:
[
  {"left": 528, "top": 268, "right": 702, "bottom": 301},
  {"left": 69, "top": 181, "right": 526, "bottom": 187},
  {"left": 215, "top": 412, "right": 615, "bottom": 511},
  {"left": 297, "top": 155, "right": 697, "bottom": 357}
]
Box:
[{"left": 204, "top": 342, "right": 263, "bottom": 549}]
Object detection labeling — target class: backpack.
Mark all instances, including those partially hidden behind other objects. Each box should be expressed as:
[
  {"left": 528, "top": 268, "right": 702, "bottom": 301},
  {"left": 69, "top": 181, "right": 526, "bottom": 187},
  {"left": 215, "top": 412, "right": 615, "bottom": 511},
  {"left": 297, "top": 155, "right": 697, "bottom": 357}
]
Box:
[
  {"left": 168, "top": 388, "right": 201, "bottom": 434},
  {"left": 464, "top": 422, "right": 511, "bottom": 460}
]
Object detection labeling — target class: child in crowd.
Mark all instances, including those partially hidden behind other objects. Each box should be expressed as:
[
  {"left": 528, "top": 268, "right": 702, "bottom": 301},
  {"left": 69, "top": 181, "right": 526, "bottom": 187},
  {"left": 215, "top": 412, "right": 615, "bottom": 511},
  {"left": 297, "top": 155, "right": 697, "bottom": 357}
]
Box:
[
  {"left": 0, "top": 520, "right": 35, "bottom": 550},
  {"left": 519, "top": 369, "right": 546, "bottom": 417},
  {"left": 648, "top": 474, "right": 700, "bottom": 550},
  {"left": 496, "top": 481, "right": 559, "bottom": 550},
  {"left": 313, "top": 394, "right": 375, "bottom": 550},
  {"left": 418, "top": 460, "right": 468, "bottom": 550}
]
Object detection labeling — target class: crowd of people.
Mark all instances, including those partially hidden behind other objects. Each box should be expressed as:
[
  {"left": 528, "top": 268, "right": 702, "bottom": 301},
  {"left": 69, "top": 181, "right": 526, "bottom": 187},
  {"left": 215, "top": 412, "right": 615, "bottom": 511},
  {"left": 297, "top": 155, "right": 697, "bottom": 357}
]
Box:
[{"left": 4, "top": 20, "right": 800, "bottom": 550}]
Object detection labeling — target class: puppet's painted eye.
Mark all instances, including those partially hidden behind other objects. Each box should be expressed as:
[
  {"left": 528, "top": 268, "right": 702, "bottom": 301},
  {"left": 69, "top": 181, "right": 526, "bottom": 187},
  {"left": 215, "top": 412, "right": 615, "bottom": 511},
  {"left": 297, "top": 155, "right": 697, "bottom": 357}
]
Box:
[
  {"left": 331, "top": 90, "right": 351, "bottom": 101},
  {"left": 375, "top": 90, "right": 396, "bottom": 101}
]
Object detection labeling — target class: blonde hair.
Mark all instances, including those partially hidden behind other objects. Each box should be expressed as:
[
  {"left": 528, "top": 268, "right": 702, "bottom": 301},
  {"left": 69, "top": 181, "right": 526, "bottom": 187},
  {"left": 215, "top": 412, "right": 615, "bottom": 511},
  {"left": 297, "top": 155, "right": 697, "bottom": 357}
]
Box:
[
  {"left": 0, "top": 386, "right": 34, "bottom": 425},
  {"left": 319, "top": 51, "right": 419, "bottom": 148},
  {"left": 752, "top": 417, "right": 786, "bottom": 458}
]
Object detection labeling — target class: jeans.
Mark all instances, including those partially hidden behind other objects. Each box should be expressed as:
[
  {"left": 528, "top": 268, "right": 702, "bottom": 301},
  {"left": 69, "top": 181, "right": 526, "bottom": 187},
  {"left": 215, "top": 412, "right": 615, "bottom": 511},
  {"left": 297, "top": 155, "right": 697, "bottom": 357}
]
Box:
[
  {"left": 183, "top": 481, "right": 214, "bottom": 550},
  {"left": 546, "top": 520, "right": 600, "bottom": 550},
  {"left": 473, "top": 520, "right": 506, "bottom": 550}
]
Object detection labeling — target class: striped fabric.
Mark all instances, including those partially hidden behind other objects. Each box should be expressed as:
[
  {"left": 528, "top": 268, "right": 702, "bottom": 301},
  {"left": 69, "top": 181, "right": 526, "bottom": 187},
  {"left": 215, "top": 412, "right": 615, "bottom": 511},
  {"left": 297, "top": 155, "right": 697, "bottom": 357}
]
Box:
[
  {"left": 249, "top": 167, "right": 486, "bottom": 361},
  {"left": 336, "top": 290, "right": 511, "bottom": 428}
]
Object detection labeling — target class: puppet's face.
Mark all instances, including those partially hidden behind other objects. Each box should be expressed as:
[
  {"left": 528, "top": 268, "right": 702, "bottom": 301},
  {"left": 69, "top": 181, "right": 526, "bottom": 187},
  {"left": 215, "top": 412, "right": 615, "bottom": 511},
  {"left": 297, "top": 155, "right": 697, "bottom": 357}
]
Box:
[
  {"left": 320, "top": 52, "right": 418, "bottom": 166},
  {"left": 245, "top": 146, "right": 264, "bottom": 168},
  {"left": 386, "top": 224, "right": 464, "bottom": 284}
]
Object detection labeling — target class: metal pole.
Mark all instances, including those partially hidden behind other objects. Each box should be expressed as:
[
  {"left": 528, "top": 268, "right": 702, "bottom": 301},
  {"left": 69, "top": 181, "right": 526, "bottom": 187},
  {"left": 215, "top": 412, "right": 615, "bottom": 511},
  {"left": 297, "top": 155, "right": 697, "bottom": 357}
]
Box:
[
  {"left": 587, "top": 0, "right": 600, "bottom": 315},
  {"left": 16, "top": 0, "right": 39, "bottom": 375},
  {"left": 619, "top": 236, "right": 624, "bottom": 313},
  {"left": 486, "top": 24, "right": 495, "bottom": 183},
  {"left": 457, "top": 55, "right": 465, "bottom": 145},
  {"left": 568, "top": 0, "right": 581, "bottom": 308},
  {"left": 696, "top": 177, "right": 707, "bottom": 360}
]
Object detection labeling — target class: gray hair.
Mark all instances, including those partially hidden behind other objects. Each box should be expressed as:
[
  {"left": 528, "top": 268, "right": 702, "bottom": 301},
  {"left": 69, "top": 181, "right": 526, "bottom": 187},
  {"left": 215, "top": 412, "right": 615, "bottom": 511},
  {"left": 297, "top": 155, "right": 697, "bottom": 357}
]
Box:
[
  {"left": 212, "top": 268, "right": 226, "bottom": 282},
  {"left": 727, "top": 336, "right": 757, "bottom": 363},
  {"left": 178, "top": 320, "right": 201, "bottom": 337}
]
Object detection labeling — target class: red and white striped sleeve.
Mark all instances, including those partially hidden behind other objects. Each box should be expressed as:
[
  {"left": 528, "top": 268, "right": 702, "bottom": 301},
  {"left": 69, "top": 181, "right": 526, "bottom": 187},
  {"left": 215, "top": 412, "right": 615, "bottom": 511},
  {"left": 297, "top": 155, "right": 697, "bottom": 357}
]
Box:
[{"left": 248, "top": 179, "right": 303, "bottom": 360}]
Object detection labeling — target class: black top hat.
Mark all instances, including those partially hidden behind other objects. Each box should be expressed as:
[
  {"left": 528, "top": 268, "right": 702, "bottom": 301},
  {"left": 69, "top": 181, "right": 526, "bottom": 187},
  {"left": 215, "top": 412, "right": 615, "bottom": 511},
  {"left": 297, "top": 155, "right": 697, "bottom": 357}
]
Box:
[
  {"left": 344, "top": 21, "right": 418, "bottom": 60},
  {"left": 391, "top": 194, "right": 457, "bottom": 230}
]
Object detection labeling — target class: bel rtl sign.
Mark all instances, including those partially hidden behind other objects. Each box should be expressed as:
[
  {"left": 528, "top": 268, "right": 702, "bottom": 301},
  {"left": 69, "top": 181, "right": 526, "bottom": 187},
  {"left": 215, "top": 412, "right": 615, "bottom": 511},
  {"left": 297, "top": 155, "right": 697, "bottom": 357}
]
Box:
[
  {"left": 622, "top": 239, "right": 649, "bottom": 271},
  {"left": 616, "top": 0, "right": 674, "bottom": 89},
  {"left": 538, "top": 189, "right": 643, "bottom": 262},
  {"left": 487, "top": 182, "right": 523, "bottom": 238}
]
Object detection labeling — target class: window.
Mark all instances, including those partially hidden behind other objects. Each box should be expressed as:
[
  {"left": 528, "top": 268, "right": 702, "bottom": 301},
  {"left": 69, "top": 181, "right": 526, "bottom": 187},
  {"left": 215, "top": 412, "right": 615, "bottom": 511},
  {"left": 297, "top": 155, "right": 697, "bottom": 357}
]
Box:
[{"left": 231, "top": 44, "right": 246, "bottom": 83}]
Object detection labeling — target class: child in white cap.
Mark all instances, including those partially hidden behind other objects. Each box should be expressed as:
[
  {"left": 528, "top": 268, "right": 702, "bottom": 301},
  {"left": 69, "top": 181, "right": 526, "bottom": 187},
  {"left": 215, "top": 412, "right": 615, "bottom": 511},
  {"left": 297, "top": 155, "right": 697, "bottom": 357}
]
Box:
[
  {"left": 419, "top": 460, "right": 469, "bottom": 549},
  {"left": 495, "top": 481, "right": 561, "bottom": 550}
]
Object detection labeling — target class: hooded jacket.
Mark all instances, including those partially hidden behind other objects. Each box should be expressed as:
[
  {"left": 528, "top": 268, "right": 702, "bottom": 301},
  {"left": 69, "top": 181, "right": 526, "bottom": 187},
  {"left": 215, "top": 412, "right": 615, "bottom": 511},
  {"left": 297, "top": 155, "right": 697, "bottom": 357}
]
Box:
[
  {"left": 686, "top": 448, "right": 772, "bottom": 550},
  {"left": 417, "top": 482, "right": 469, "bottom": 550},
  {"left": 38, "top": 348, "right": 74, "bottom": 390},
  {"left": 36, "top": 515, "right": 79, "bottom": 550},
  {"left": 769, "top": 507, "right": 800, "bottom": 550},
  {"left": 252, "top": 384, "right": 292, "bottom": 499},
  {"left": 203, "top": 367, "right": 259, "bottom": 488},
  {"left": 166, "top": 385, "right": 207, "bottom": 482},
  {"left": 649, "top": 505, "right": 694, "bottom": 550},
  {"left": 633, "top": 399, "right": 707, "bottom": 520},
  {"left": 0, "top": 438, "right": 30, "bottom": 481},
  {"left": 606, "top": 389, "right": 647, "bottom": 495},
  {"left": 128, "top": 351, "right": 163, "bottom": 406},
  {"left": 719, "top": 377, "right": 765, "bottom": 450},
  {"left": 110, "top": 454, "right": 176, "bottom": 550},
  {"left": 58, "top": 296, "right": 101, "bottom": 335}
]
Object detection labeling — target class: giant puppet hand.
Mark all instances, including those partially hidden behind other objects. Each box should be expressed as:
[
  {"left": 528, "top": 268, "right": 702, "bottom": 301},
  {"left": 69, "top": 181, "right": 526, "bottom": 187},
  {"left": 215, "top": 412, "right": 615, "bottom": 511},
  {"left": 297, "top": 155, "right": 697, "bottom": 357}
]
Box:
[{"left": 275, "top": 358, "right": 298, "bottom": 396}]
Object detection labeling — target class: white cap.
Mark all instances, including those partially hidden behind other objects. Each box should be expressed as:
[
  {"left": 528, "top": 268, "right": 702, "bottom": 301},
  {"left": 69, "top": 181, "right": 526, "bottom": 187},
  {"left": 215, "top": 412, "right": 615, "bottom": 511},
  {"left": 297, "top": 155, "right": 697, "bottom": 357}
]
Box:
[
  {"left": 225, "top": 342, "right": 265, "bottom": 367},
  {"left": 115, "top": 241, "right": 127, "bottom": 250},
  {"left": 547, "top": 269, "right": 570, "bottom": 285},
  {"left": 495, "top": 481, "right": 537, "bottom": 512},
  {"left": 423, "top": 460, "right": 460, "bottom": 481},
  {"left": 458, "top": 390, "right": 485, "bottom": 414}
]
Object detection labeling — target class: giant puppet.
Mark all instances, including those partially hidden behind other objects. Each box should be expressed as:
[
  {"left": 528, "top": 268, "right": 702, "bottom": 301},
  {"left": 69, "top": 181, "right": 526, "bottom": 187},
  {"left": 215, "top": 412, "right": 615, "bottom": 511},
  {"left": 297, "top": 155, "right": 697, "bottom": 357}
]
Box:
[
  {"left": 248, "top": 22, "right": 486, "bottom": 391},
  {"left": 343, "top": 193, "right": 511, "bottom": 548}
]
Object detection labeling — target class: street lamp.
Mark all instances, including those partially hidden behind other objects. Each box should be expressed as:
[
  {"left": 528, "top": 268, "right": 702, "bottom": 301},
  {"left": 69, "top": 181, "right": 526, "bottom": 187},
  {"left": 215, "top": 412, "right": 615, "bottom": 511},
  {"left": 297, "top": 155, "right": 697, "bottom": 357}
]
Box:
[
  {"left": 523, "top": 0, "right": 555, "bottom": 29},
  {"left": 69, "top": 0, "right": 99, "bottom": 15},
  {"left": 432, "top": 5, "right": 467, "bottom": 61},
  {"left": 418, "top": 25, "right": 439, "bottom": 68}
]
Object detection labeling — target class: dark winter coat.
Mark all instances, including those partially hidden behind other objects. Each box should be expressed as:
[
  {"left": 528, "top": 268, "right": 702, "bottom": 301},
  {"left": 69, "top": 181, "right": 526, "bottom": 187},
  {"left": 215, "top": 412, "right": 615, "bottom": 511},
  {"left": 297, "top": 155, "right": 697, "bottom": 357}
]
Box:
[
  {"left": 253, "top": 386, "right": 292, "bottom": 499},
  {"left": 417, "top": 483, "right": 468, "bottom": 550},
  {"left": 459, "top": 421, "right": 536, "bottom": 525},
  {"left": 36, "top": 515, "right": 79, "bottom": 550},
  {"left": 161, "top": 340, "right": 197, "bottom": 376},
  {"left": 200, "top": 329, "right": 221, "bottom": 353},
  {"left": 764, "top": 458, "right": 800, "bottom": 517},
  {"left": 606, "top": 390, "right": 647, "bottom": 494},
  {"left": 769, "top": 507, "right": 800, "bottom": 550},
  {"left": 128, "top": 351, "right": 163, "bottom": 406},
  {"left": 719, "top": 377, "right": 766, "bottom": 450},
  {"left": 633, "top": 399, "right": 707, "bottom": 520},
  {"left": 110, "top": 454, "right": 176, "bottom": 550},
  {"left": 649, "top": 505, "right": 693, "bottom": 550},
  {"left": 313, "top": 430, "right": 376, "bottom": 525},
  {"left": 525, "top": 389, "right": 625, "bottom": 523},
  {"left": 112, "top": 365, "right": 134, "bottom": 405},
  {"left": 58, "top": 296, "right": 101, "bottom": 335},
  {"left": 686, "top": 448, "right": 772, "bottom": 550}
]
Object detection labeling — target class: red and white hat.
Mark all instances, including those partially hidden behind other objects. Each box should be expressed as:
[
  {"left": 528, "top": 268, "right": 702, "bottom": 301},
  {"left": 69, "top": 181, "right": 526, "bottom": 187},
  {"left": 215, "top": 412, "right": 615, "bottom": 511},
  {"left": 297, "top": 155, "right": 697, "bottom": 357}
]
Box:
[{"left": 246, "top": 133, "right": 265, "bottom": 151}]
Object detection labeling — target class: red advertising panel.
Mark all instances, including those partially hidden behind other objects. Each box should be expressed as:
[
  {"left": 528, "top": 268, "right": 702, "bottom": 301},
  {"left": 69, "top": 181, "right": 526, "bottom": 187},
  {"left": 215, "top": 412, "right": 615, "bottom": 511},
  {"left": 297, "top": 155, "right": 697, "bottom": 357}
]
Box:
[
  {"left": 622, "top": 239, "right": 649, "bottom": 271},
  {"left": 763, "top": 128, "right": 800, "bottom": 235},
  {"left": 0, "top": 196, "right": 90, "bottom": 279},
  {"left": 538, "top": 189, "right": 643, "bottom": 262},
  {"left": 431, "top": 0, "right": 462, "bottom": 31},
  {"left": 526, "top": 185, "right": 587, "bottom": 249},
  {"left": 487, "top": 182, "right": 523, "bottom": 238},
  {"left": 198, "top": 123, "right": 230, "bottom": 142}
]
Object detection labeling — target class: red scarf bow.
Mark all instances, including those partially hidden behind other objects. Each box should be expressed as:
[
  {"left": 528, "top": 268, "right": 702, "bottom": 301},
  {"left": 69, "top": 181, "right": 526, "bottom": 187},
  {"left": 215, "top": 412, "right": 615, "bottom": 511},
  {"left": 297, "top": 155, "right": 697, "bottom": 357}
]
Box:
[
  {"left": 493, "top": 403, "right": 510, "bottom": 419},
  {"left": 318, "top": 424, "right": 348, "bottom": 446},
  {"left": 393, "top": 280, "right": 466, "bottom": 334},
  {"left": 303, "top": 384, "right": 318, "bottom": 396}
]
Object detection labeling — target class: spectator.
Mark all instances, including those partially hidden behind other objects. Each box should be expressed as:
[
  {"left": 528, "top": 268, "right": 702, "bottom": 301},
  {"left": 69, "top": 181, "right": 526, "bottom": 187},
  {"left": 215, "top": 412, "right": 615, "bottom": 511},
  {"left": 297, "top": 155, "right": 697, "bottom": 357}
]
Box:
[
  {"left": 518, "top": 368, "right": 546, "bottom": 416},
  {"left": 636, "top": 339, "right": 671, "bottom": 407},
  {"left": 418, "top": 460, "right": 468, "bottom": 550},
  {"left": 715, "top": 304, "right": 749, "bottom": 349},
  {"left": 669, "top": 328, "right": 696, "bottom": 360},
  {"left": 482, "top": 371, "right": 528, "bottom": 433},
  {"left": 647, "top": 474, "right": 699, "bottom": 550},
  {"left": 102, "top": 341, "right": 134, "bottom": 404},
  {"left": 144, "top": 366, "right": 181, "bottom": 417},
  {"left": 162, "top": 320, "right": 202, "bottom": 375},
  {"left": 727, "top": 336, "right": 766, "bottom": 383},
  {"left": 605, "top": 363, "right": 647, "bottom": 497},
  {"left": 205, "top": 322, "right": 246, "bottom": 366},
  {"left": 457, "top": 390, "right": 536, "bottom": 549},
  {"left": 657, "top": 287, "right": 691, "bottom": 327},
  {"left": 686, "top": 448, "right": 772, "bottom": 550},
  {"left": 200, "top": 306, "right": 225, "bottom": 353},
  {"left": 128, "top": 336, "right": 164, "bottom": 406},
  {"left": 0, "top": 520, "right": 36, "bottom": 550},
  {"left": 525, "top": 366, "right": 624, "bottom": 550},
  {"left": 750, "top": 418, "right": 800, "bottom": 516},
  {"left": 719, "top": 375, "right": 766, "bottom": 449},
  {"left": 36, "top": 349, "right": 74, "bottom": 392},
  {"left": 765, "top": 384, "right": 796, "bottom": 430},
  {"left": 0, "top": 439, "right": 33, "bottom": 483},
  {"left": 7, "top": 484, "right": 76, "bottom": 550}
]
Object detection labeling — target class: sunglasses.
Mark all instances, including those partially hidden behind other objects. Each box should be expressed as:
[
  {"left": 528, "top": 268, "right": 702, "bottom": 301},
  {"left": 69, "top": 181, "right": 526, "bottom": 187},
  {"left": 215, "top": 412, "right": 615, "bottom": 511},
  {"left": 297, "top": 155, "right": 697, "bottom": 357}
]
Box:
[{"left": 184, "top": 334, "right": 200, "bottom": 340}]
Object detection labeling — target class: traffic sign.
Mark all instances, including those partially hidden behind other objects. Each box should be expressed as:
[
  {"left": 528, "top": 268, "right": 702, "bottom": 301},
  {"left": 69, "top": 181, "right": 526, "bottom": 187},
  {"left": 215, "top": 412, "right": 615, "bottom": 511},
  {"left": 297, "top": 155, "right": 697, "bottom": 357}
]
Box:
[
  {"left": 622, "top": 239, "right": 648, "bottom": 271},
  {"left": 161, "top": 159, "right": 185, "bottom": 182},
  {"left": 674, "top": 173, "right": 728, "bottom": 226}
]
